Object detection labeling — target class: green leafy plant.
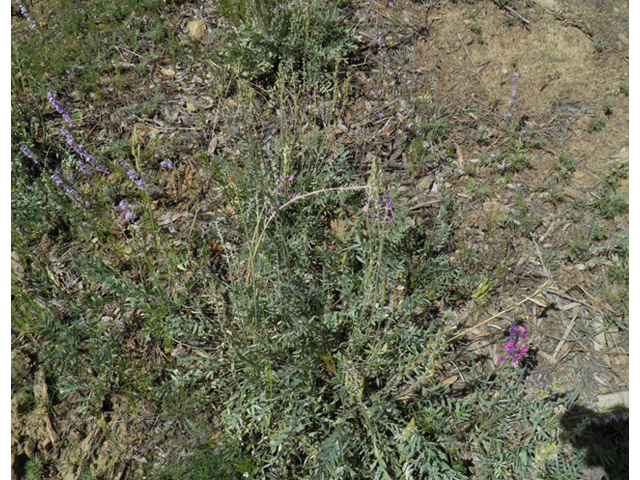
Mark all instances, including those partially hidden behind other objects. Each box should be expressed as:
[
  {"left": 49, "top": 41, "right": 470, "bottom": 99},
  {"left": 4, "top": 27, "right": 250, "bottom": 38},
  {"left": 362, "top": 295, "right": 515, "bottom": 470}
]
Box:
[
  {"left": 554, "top": 152, "right": 575, "bottom": 177},
  {"left": 218, "top": 0, "right": 354, "bottom": 89},
  {"left": 618, "top": 81, "right": 629, "bottom": 96},
  {"left": 588, "top": 114, "right": 606, "bottom": 132},
  {"left": 603, "top": 99, "right": 615, "bottom": 116}
]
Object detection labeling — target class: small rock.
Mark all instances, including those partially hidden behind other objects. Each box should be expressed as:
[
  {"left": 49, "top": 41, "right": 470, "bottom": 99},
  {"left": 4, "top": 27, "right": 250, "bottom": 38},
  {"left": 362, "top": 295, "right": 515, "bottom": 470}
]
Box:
[
  {"left": 11, "top": 251, "right": 24, "bottom": 280},
  {"left": 618, "top": 178, "right": 629, "bottom": 197},
  {"left": 596, "top": 390, "right": 629, "bottom": 410},
  {"left": 575, "top": 116, "right": 591, "bottom": 129},
  {"left": 482, "top": 201, "right": 510, "bottom": 226},
  {"left": 416, "top": 175, "right": 435, "bottom": 193},
  {"left": 617, "top": 33, "right": 629, "bottom": 46},
  {"left": 186, "top": 20, "right": 206, "bottom": 43},
  {"left": 562, "top": 186, "right": 583, "bottom": 200}
]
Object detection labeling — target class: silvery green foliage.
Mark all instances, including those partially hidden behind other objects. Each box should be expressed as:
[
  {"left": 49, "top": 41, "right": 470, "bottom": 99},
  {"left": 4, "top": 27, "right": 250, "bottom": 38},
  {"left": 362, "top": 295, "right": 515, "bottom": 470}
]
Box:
[{"left": 219, "top": 0, "right": 354, "bottom": 89}]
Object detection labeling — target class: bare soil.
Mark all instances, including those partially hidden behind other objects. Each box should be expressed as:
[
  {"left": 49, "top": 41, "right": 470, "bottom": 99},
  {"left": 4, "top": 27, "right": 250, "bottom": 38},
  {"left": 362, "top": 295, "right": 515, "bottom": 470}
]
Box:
[{"left": 12, "top": 0, "right": 629, "bottom": 478}]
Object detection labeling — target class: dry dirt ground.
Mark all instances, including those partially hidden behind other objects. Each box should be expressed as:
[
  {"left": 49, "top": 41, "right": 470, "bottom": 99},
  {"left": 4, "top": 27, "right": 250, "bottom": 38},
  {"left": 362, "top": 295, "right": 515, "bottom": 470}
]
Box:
[{"left": 12, "top": 0, "right": 629, "bottom": 478}]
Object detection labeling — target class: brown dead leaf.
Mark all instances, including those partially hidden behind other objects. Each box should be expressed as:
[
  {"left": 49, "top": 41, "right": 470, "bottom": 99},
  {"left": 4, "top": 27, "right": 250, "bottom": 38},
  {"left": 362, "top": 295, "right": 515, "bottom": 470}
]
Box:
[{"left": 441, "top": 375, "right": 458, "bottom": 385}]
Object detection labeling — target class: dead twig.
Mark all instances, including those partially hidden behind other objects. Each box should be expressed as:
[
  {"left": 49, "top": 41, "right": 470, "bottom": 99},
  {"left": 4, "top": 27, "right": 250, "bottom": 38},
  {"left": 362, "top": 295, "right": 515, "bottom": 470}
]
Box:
[
  {"left": 457, "top": 34, "right": 493, "bottom": 97},
  {"left": 503, "top": 4, "right": 531, "bottom": 26}
]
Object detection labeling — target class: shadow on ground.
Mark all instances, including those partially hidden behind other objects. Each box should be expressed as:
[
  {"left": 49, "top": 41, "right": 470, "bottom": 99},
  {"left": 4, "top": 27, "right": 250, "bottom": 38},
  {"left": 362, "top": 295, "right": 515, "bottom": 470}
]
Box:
[{"left": 559, "top": 404, "right": 629, "bottom": 480}]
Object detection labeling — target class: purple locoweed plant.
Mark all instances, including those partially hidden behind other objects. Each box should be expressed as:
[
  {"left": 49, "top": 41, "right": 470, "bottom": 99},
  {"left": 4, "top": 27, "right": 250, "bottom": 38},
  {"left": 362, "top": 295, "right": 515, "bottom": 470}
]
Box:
[
  {"left": 51, "top": 168, "right": 90, "bottom": 207},
  {"left": 60, "top": 127, "right": 111, "bottom": 175},
  {"left": 371, "top": 195, "right": 395, "bottom": 224},
  {"left": 503, "top": 72, "right": 519, "bottom": 120},
  {"left": 278, "top": 175, "right": 295, "bottom": 194},
  {"left": 119, "top": 158, "right": 152, "bottom": 194},
  {"left": 47, "top": 91, "right": 73, "bottom": 127},
  {"left": 580, "top": 411, "right": 629, "bottom": 428},
  {"left": 499, "top": 323, "right": 529, "bottom": 364},
  {"left": 48, "top": 93, "right": 110, "bottom": 175},
  {"left": 160, "top": 159, "right": 173, "bottom": 170},
  {"left": 117, "top": 199, "right": 138, "bottom": 223},
  {"left": 19, "top": 145, "right": 48, "bottom": 167},
  {"left": 15, "top": 0, "right": 36, "bottom": 29}
]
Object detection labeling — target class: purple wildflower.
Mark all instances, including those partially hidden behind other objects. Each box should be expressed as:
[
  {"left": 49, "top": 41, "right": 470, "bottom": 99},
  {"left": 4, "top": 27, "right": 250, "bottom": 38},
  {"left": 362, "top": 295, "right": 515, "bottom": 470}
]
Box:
[
  {"left": 378, "top": 33, "right": 386, "bottom": 48},
  {"left": 15, "top": 0, "right": 36, "bottom": 29},
  {"left": 19, "top": 145, "right": 47, "bottom": 166},
  {"left": 499, "top": 323, "right": 529, "bottom": 364},
  {"left": 50, "top": 168, "right": 90, "bottom": 207},
  {"left": 160, "top": 159, "right": 173, "bottom": 170},
  {"left": 60, "top": 126, "right": 111, "bottom": 175},
  {"left": 503, "top": 72, "right": 519, "bottom": 121},
  {"left": 47, "top": 91, "right": 73, "bottom": 127},
  {"left": 289, "top": 175, "right": 294, "bottom": 182},
  {"left": 372, "top": 195, "right": 395, "bottom": 223},
  {"left": 66, "top": 70, "right": 76, "bottom": 81},
  {"left": 119, "top": 158, "right": 151, "bottom": 193},
  {"left": 118, "top": 199, "right": 137, "bottom": 223},
  {"left": 385, "top": 196, "right": 394, "bottom": 223}
]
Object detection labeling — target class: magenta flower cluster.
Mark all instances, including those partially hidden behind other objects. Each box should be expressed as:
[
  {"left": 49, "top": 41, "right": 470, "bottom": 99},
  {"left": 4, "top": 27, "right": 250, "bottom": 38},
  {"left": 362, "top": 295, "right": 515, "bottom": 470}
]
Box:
[
  {"left": 499, "top": 324, "right": 529, "bottom": 364},
  {"left": 278, "top": 175, "right": 295, "bottom": 197},
  {"left": 372, "top": 195, "right": 395, "bottom": 224}
]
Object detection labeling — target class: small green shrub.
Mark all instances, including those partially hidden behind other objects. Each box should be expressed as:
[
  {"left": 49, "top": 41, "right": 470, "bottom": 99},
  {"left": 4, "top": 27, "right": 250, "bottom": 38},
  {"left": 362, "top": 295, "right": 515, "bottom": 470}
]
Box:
[
  {"left": 591, "top": 193, "right": 628, "bottom": 218},
  {"left": 151, "top": 442, "right": 257, "bottom": 480},
  {"left": 618, "top": 81, "right": 629, "bottom": 96},
  {"left": 603, "top": 99, "right": 615, "bottom": 116},
  {"left": 588, "top": 115, "right": 606, "bottom": 132},
  {"left": 219, "top": 0, "right": 354, "bottom": 89},
  {"left": 593, "top": 37, "right": 606, "bottom": 52},
  {"left": 554, "top": 153, "right": 574, "bottom": 177}
]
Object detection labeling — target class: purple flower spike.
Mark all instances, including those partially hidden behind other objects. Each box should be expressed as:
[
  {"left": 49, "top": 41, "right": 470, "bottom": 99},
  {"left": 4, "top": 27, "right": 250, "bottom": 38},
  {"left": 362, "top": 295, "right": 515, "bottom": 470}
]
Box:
[
  {"left": 499, "top": 323, "right": 530, "bottom": 364},
  {"left": 19, "top": 145, "right": 47, "bottom": 166},
  {"left": 47, "top": 91, "right": 73, "bottom": 127}
]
